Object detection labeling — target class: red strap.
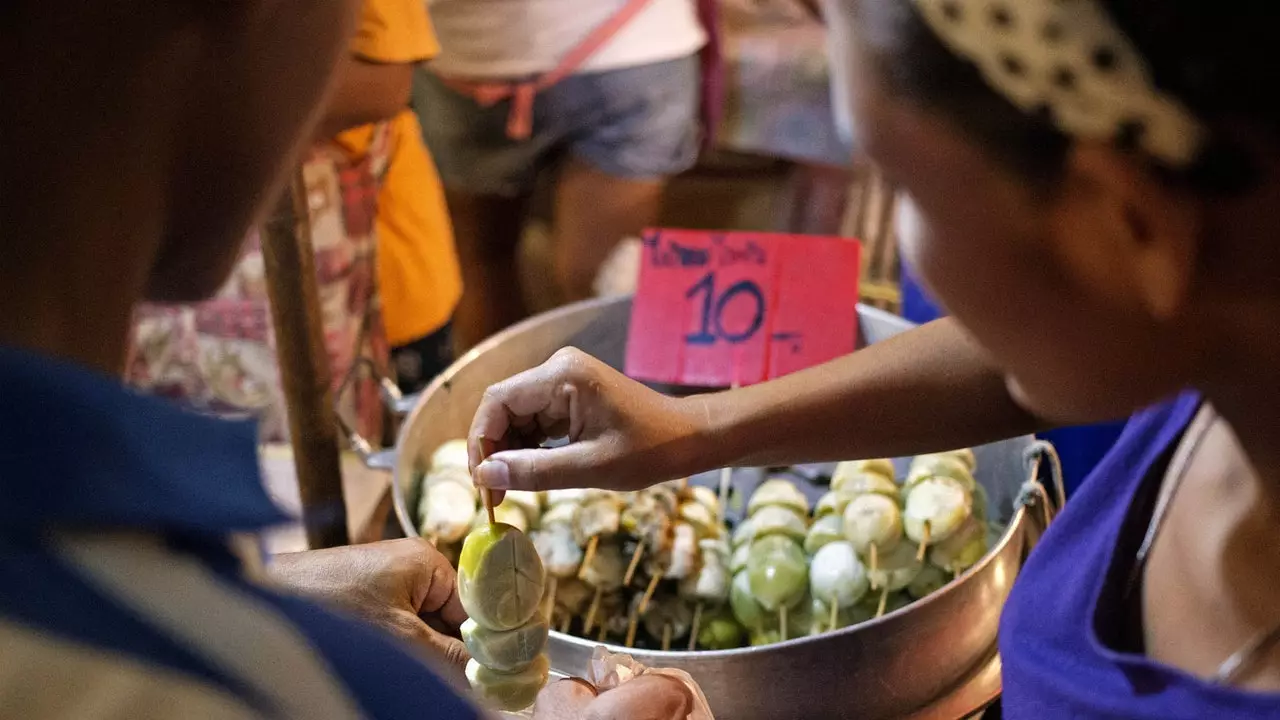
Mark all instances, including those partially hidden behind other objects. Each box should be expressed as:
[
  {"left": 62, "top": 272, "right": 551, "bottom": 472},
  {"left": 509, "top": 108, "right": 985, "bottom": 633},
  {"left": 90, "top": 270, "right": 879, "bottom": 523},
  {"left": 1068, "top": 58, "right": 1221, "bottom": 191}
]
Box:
[{"left": 437, "top": 0, "right": 656, "bottom": 140}]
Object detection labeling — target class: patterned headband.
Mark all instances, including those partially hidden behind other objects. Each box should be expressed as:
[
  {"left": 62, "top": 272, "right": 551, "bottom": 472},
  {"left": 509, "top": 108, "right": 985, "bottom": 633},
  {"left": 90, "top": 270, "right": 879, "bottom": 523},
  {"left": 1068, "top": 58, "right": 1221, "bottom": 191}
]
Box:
[{"left": 911, "top": 0, "right": 1205, "bottom": 167}]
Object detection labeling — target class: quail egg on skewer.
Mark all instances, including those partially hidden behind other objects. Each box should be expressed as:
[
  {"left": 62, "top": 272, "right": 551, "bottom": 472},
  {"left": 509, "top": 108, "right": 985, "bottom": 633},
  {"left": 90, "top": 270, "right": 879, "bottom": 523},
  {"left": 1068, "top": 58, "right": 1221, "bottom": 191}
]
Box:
[
  {"left": 418, "top": 479, "right": 478, "bottom": 545},
  {"left": 814, "top": 490, "right": 852, "bottom": 519},
  {"left": 927, "top": 515, "right": 989, "bottom": 576},
  {"left": 865, "top": 539, "right": 923, "bottom": 616},
  {"left": 532, "top": 523, "right": 584, "bottom": 621},
  {"left": 809, "top": 541, "right": 869, "bottom": 632},
  {"left": 680, "top": 538, "right": 731, "bottom": 649},
  {"left": 830, "top": 468, "right": 900, "bottom": 499},
  {"left": 466, "top": 655, "right": 550, "bottom": 712},
  {"left": 904, "top": 454, "right": 976, "bottom": 496},
  {"left": 804, "top": 513, "right": 845, "bottom": 555},
  {"left": 903, "top": 475, "right": 972, "bottom": 560},
  {"left": 747, "top": 478, "right": 810, "bottom": 517},
  {"left": 743, "top": 505, "right": 808, "bottom": 544},
  {"left": 842, "top": 493, "right": 903, "bottom": 582},
  {"left": 642, "top": 592, "right": 695, "bottom": 651},
  {"left": 832, "top": 458, "right": 896, "bottom": 486},
  {"left": 579, "top": 540, "right": 625, "bottom": 635},
  {"left": 430, "top": 438, "right": 471, "bottom": 474}
]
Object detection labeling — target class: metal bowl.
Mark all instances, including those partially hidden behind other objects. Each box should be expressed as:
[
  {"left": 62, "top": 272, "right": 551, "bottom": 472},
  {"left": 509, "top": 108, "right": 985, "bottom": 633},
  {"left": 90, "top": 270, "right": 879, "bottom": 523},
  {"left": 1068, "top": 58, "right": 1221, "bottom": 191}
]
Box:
[{"left": 383, "top": 296, "right": 1052, "bottom": 719}]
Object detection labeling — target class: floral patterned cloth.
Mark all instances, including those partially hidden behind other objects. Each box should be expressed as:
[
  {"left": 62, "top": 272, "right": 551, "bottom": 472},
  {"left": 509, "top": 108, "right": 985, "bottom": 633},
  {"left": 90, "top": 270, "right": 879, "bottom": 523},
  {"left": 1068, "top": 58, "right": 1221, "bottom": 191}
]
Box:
[{"left": 127, "top": 128, "right": 393, "bottom": 444}]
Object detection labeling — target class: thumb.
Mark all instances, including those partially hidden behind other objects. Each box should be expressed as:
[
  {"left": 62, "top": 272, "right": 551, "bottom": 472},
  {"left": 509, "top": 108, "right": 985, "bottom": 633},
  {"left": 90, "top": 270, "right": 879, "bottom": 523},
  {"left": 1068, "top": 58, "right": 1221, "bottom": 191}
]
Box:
[{"left": 473, "top": 443, "right": 614, "bottom": 493}]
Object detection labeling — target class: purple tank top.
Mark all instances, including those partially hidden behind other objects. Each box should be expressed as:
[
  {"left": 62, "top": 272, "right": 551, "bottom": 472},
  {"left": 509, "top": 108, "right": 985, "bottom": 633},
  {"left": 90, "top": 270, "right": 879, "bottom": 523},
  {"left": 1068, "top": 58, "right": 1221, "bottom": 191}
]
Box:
[{"left": 1000, "top": 393, "right": 1280, "bottom": 718}]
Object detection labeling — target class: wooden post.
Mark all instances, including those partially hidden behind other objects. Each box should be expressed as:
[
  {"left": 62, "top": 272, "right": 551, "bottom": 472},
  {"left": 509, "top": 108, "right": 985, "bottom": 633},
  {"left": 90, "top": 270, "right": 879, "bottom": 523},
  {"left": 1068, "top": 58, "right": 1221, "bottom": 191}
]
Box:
[{"left": 262, "top": 169, "right": 349, "bottom": 549}]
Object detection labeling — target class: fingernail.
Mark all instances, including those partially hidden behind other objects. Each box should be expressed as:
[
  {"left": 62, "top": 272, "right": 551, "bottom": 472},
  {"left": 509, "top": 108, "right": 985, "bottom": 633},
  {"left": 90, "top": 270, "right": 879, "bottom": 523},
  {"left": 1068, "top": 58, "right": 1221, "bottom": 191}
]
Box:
[{"left": 476, "top": 459, "right": 510, "bottom": 490}]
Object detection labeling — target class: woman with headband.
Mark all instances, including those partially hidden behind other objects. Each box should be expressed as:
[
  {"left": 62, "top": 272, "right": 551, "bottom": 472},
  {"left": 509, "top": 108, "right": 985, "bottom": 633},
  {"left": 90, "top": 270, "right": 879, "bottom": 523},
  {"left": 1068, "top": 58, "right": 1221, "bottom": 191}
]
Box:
[{"left": 471, "top": 0, "right": 1280, "bottom": 715}]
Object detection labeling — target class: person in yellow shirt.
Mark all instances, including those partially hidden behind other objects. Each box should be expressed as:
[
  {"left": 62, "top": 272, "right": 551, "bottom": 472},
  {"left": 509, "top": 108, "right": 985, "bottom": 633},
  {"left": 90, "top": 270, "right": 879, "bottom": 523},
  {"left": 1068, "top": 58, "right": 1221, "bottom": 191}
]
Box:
[{"left": 325, "top": 0, "right": 463, "bottom": 394}]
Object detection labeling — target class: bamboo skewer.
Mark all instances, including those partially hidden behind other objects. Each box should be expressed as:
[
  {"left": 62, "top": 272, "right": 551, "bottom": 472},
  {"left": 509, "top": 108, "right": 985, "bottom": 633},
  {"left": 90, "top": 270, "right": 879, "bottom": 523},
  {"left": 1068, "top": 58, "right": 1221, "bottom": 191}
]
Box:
[
  {"left": 624, "top": 541, "right": 645, "bottom": 587},
  {"left": 828, "top": 596, "right": 840, "bottom": 631},
  {"left": 577, "top": 536, "right": 599, "bottom": 580},
  {"left": 916, "top": 521, "right": 930, "bottom": 562},
  {"left": 876, "top": 586, "right": 889, "bottom": 618},
  {"left": 688, "top": 602, "right": 704, "bottom": 651},
  {"left": 868, "top": 543, "right": 880, "bottom": 589},
  {"left": 543, "top": 576, "right": 558, "bottom": 621},
  {"left": 583, "top": 587, "right": 604, "bottom": 635},
  {"left": 779, "top": 605, "right": 789, "bottom": 642},
  {"left": 559, "top": 613, "right": 573, "bottom": 634},
  {"left": 625, "top": 606, "right": 640, "bottom": 647},
  {"left": 638, "top": 572, "right": 662, "bottom": 615},
  {"left": 662, "top": 623, "right": 672, "bottom": 651}
]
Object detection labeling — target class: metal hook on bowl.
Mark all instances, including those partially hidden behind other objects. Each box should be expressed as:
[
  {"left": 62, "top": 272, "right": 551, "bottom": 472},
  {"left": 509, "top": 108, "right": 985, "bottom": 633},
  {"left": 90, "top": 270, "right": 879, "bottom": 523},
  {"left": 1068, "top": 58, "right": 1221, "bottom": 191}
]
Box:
[{"left": 1016, "top": 440, "right": 1065, "bottom": 530}]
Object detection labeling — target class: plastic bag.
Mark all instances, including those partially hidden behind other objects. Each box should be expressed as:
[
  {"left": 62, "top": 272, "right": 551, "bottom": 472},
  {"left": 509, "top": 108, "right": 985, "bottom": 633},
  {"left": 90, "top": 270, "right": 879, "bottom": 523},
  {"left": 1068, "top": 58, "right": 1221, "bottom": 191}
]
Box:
[{"left": 584, "top": 647, "right": 715, "bottom": 720}]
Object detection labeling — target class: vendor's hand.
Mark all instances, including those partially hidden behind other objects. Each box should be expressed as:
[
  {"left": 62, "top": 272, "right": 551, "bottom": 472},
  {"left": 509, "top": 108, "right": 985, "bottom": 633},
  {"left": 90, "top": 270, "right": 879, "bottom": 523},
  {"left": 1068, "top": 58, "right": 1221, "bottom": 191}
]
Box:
[
  {"left": 467, "top": 348, "right": 705, "bottom": 504},
  {"left": 269, "top": 538, "right": 469, "bottom": 673},
  {"left": 532, "top": 675, "right": 694, "bottom": 720}
]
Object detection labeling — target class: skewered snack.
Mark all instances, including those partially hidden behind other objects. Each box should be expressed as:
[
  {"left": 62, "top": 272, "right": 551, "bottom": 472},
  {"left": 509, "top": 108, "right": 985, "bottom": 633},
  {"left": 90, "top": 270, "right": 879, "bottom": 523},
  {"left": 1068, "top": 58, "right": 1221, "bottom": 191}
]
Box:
[
  {"left": 746, "top": 478, "right": 810, "bottom": 517},
  {"left": 833, "top": 458, "right": 896, "bottom": 483},
  {"left": 903, "top": 476, "right": 972, "bottom": 560},
  {"left": 729, "top": 571, "right": 771, "bottom": 635},
  {"left": 680, "top": 538, "right": 731, "bottom": 649},
  {"left": 843, "top": 492, "right": 903, "bottom": 580},
  {"left": 814, "top": 490, "right": 852, "bottom": 519},
  {"left": 458, "top": 523, "right": 546, "bottom": 631},
  {"left": 642, "top": 593, "right": 695, "bottom": 651},
  {"left": 809, "top": 541, "right": 869, "bottom": 616},
  {"left": 503, "top": 490, "right": 543, "bottom": 528},
  {"left": 419, "top": 479, "right": 477, "bottom": 545},
  {"left": 465, "top": 655, "right": 550, "bottom": 711},
  {"left": 580, "top": 541, "right": 626, "bottom": 634},
  {"left": 729, "top": 543, "right": 751, "bottom": 574},
  {"left": 830, "top": 468, "right": 899, "bottom": 499},
  {"left": 904, "top": 454, "right": 976, "bottom": 496},
  {"left": 906, "top": 564, "right": 948, "bottom": 600},
  {"left": 926, "top": 515, "right": 988, "bottom": 575},
  {"left": 430, "top": 438, "right": 470, "bottom": 474},
  {"left": 458, "top": 521, "right": 550, "bottom": 712},
  {"left": 743, "top": 505, "right": 808, "bottom": 543},
  {"left": 865, "top": 540, "right": 923, "bottom": 596},
  {"left": 461, "top": 616, "right": 549, "bottom": 673},
  {"left": 804, "top": 513, "right": 845, "bottom": 555},
  {"left": 746, "top": 534, "right": 809, "bottom": 638},
  {"left": 695, "top": 605, "right": 746, "bottom": 649}
]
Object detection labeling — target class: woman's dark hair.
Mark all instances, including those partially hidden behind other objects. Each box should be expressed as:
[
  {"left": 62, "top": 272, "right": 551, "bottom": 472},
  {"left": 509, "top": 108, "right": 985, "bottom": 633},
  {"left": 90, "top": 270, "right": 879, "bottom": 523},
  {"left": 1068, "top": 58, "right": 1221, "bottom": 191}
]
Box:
[{"left": 865, "top": 0, "right": 1277, "bottom": 193}]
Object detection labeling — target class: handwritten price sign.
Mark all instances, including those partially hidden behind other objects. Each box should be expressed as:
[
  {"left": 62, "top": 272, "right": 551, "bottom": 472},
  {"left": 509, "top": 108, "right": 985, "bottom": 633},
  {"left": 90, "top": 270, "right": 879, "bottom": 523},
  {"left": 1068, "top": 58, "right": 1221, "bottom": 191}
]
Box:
[{"left": 625, "top": 229, "right": 861, "bottom": 387}]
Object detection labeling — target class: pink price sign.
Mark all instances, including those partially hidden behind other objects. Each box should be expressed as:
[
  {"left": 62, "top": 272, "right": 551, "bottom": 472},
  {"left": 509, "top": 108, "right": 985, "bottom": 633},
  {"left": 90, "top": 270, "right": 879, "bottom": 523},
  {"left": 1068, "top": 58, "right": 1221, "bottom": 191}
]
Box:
[{"left": 625, "top": 229, "right": 861, "bottom": 387}]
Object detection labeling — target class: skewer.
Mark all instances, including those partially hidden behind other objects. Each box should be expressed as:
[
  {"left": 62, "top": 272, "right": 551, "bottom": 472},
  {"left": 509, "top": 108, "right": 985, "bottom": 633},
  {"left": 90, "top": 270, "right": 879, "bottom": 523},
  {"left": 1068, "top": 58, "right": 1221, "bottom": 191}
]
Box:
[
  {"left": 577, "top": 535, "right": 599, "bottom": 580},
  {"left": 425, "top": 533, "right": 438, "bottom": 547},
  {"left": 716, "top": 466, "right": 733, "bottom": 523},
  {"left": 638, "top": 572, "right": 662, "bottom": 615},
  {"left": 876, "top": 585, "right": 889, "bottom": 618},
  {"left": 625, "top": 605, "right": 640, "bottom": 647},
  {"left": 915, "top": 521, "right": 931, "bottom": 562},
  {"left": 779, "top": 604, "right": 789, "bottom": 642},
  {"left": 559, "top": 613, "right": 573, "bottom": 634},
  {"left": 868, "top": 543, "right": 879, "bottom": 589},
  {"left": 583, "top": 587, "right": 603, "bottom": 635},
  {"left": 597, "top": 622, "right": 608, "bottom": 643},
  {"left": 688, "top": 602, "right": 704, "bottom": 651},
  {"left": 476, "top": 434, "right": 498, "bottom": 526},
  {"left": 828, "top": 596, "right": 840, "bottom": 631},
  {"left": 662, "top": 623, "right": 673, "bottom": 651},
  {"left": 624, "top": 540, "right": 645, "bottom": 587},
  {"left": 543, "top": 576, "right": 558, "bottom": 620}
]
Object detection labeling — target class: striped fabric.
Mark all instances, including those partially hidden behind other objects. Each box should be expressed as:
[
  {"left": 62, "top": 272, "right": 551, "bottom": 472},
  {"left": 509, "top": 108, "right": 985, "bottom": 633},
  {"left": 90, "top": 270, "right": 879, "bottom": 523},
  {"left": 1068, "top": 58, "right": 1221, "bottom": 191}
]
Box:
[{"left": 0, "top": 346, "right": 480, "bottom": 720}]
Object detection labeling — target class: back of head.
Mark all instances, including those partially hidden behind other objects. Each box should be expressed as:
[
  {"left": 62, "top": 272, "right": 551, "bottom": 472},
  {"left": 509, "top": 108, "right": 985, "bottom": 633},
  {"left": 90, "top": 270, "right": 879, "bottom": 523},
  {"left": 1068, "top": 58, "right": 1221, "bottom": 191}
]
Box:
[{"left": 0, "top": 0, "right": 358, "bottom": 369}]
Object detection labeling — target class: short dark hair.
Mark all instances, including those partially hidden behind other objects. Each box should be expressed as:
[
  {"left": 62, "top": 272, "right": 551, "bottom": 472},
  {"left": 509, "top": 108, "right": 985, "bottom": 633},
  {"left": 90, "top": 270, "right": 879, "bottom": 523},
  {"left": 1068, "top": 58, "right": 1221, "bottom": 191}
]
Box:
[{"left": 861, "top": 0, "right": 1275, "bottom": 194}]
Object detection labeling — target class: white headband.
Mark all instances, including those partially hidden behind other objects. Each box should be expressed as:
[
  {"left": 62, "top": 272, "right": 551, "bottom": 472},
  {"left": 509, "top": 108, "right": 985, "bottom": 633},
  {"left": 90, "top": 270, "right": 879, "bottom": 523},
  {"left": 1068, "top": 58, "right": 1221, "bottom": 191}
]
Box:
[{"left": 911, "top": 0, "right": 1205, "bottom": 167}]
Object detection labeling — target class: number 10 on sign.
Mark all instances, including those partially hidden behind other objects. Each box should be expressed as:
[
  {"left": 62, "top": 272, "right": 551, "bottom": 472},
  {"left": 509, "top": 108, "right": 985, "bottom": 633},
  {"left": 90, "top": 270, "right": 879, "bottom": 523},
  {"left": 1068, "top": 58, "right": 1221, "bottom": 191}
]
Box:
[{"left": 625, "top": 229, "right": 861, "bottom": 387}]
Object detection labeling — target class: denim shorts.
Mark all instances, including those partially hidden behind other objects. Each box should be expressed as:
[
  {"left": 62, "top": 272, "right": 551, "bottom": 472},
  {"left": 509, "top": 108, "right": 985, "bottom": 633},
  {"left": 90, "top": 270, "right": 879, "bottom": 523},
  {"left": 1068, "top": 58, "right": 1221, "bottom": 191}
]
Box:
[{"left": 414, "top": 54, "right": 700, "bottom": 197}]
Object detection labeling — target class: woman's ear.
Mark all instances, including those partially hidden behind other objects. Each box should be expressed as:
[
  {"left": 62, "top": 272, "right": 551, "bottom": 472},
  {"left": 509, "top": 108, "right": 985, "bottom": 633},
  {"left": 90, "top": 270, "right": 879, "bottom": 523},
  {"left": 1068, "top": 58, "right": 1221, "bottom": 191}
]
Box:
[{"left": 1048, "top": 142, "right": 1203, "bottom": 321}]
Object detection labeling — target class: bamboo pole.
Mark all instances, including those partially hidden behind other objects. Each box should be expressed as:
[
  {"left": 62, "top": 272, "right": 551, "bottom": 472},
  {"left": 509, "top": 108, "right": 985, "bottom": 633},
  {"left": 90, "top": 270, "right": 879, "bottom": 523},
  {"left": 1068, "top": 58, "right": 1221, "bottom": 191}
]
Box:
[{"left": 262, "top": 169, "right": 349, "bottom": 549}]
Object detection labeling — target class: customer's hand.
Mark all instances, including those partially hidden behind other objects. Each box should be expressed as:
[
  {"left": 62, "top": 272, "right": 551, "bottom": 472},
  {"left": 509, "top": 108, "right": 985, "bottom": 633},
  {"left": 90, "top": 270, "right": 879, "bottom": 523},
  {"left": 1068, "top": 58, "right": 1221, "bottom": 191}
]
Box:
[
  {"left": 532, "top": 675, "right": 695, "bottom": 720},
  {"left": 467, "top": 348, "right": 706, "bottom": 504},
  {"left": 269, "top": 538, "right": 469, "bottom": 672}
]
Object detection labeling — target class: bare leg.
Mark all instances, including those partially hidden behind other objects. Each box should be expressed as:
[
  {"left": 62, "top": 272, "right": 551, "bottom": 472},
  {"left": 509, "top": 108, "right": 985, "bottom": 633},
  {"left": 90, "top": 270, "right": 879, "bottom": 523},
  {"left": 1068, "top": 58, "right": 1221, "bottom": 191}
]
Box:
[
  {"left": 446, "top": 190, "right": 530, "bottom": 352},
  {"left": 551, "top": 158, "right": 666, "bottom": 303}
]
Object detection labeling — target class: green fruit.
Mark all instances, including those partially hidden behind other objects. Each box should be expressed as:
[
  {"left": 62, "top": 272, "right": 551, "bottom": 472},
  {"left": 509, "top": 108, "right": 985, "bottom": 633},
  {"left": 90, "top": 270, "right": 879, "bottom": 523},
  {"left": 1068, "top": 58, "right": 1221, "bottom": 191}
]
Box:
[
  {"left": 833, "top": 459, "right": 896, "bottom": 483},
  {"left": 466, "top": 654, "right": 549, "bottom": 712},
  {"left": 804, "top": 513, "right": 844, "bottom": 555},
  {"left": 814, "top": 491, "right": 851, "bottom": 519},
  {"left": 905, "top": 455, "right": 976, "bottom": 495},
  {"left": 730, "top": 543, "right": 751, "bottom": 574},
  {"left": 461, "top": 617, "right": 548, "bottom": 673},
  {"left": 750, "top": 629, "right": 782, "bottom": 647},
  {"left": 730, "top": 571, "right": 769, "bottom": 632},
  {"left": 746, "top": 535, "right": 808, "bottom": 611},
  {"left": 697, "top": 610, "right": 746, "bottom": 650},
  {"left": 458, "top": 523, "right": 545, "bottom": 631},
  {"left": 866, "top": 540, "right": 923, "bottom": 592},
  {"left": 831, "top": 468, "right": 899, "bottom": 499}
]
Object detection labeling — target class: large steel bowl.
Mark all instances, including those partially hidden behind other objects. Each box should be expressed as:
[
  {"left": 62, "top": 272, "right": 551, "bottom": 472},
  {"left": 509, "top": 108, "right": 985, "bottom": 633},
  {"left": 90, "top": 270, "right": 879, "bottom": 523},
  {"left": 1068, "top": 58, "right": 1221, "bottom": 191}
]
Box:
[{"left": 382, "top": 296, "right": 1053, "bottom": 719}]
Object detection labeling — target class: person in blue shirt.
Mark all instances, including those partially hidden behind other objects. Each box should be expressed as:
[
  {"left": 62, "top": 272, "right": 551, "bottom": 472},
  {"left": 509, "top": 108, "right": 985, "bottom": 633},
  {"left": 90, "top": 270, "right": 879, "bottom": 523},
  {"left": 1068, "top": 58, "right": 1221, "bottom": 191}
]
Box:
[
  {"left": 469, "top": 1, "right": 1280, "bottom": 717},
  {"left": 0, "top": 1, "right": 689, "bottom": 718}
]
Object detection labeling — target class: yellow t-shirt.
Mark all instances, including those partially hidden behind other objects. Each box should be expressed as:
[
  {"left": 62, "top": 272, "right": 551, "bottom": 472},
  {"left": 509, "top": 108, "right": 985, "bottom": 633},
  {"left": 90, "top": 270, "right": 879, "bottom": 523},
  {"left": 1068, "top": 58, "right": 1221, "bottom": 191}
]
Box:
[{"left": 334, "top": 0, "right": 462, "bottom": 346}]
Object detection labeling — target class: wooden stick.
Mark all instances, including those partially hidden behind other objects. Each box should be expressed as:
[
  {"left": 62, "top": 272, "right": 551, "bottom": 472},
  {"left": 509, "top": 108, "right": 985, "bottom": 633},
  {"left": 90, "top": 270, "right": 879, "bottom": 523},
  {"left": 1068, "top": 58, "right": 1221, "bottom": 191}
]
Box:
[
  {"left": 543, "top": 576, "right": 558, "bottom": 621},
  {"left": 779, "top": 604, "right": 789, "bottom": 642},
  {"left": 828, "top": 596, "right": 840, "bottom": 632},
  {"left": 261, "top": 171, "right": 347, "bottom": 549},
  {"left": 577, "top": 535, "right": 599, "bottom": 580},
  {"left": 583, "top": 587, "right": 603, "bottom": 635},
  {"left": 688, "top": 602, "right": 704, "bottom": 651},
  {"left": 597, "top": 621, "right": 609, "bottom": 644},
  {"left": 624, "top": 540, "right": 645, "bottom": 587},
  {"left": 716, "top": 466, "right": 733, "bottom": 523},
  {"left": 559, "top": 613, "right": 573, "bottom": 634},
  {"left": 915, "top": 521, "right": 930, "bottom": 562},
  {"left": 638, "top": 572, "right": 661, "bottom": 615},
  {"left": 625, "top": 605, "right": 640, "bottom": 647},
  {"left": 868, "top": 543, "right": 879, "bottom": 589},
  {"left": 662, "top": 623, "right": 673, "bottom": 651},
  {"left": 481, "top": 487, "right": 497, "bottom": 526},
  {"left": 876, "top": 586, "right": 889, "bottom": 618}
]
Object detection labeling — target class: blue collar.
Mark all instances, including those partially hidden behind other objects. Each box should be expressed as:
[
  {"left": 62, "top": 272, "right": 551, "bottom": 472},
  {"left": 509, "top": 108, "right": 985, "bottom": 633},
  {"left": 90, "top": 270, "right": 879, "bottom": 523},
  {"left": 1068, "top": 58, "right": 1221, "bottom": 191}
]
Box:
[{"left": 0, "top": 345, "right": 290, "bottom": 534}]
